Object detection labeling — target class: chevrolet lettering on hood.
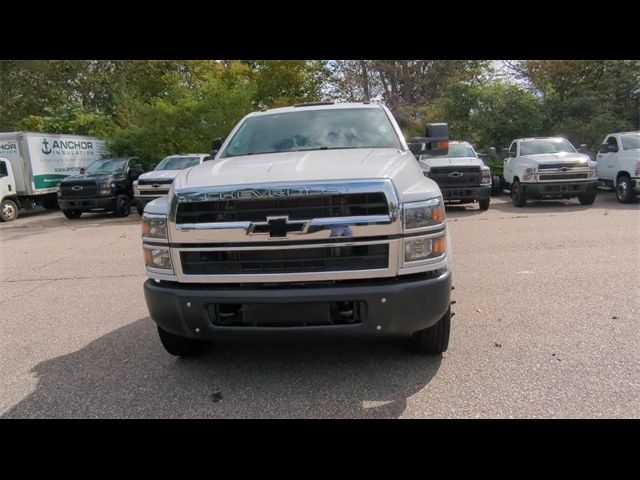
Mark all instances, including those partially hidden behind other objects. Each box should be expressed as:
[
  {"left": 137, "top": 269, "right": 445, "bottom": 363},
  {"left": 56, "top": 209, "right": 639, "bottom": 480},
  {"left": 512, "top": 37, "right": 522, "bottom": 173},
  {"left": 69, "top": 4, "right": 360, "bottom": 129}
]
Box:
[{"left": 175, "top": 186, "right": 346, "bottom": 202}]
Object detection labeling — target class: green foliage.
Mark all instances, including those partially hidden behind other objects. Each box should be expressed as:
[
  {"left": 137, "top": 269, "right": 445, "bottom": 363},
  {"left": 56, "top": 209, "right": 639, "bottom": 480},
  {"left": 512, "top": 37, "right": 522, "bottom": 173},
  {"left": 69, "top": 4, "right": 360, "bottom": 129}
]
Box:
[
  {"left": 16, "top": 107, "right": 116, "bottom": 137},
  {"left": 107, "top": 78, "right": 256, "bottom": 168},
  {"left": 2, "top": 60, "right": 638, "bottom": 165}
]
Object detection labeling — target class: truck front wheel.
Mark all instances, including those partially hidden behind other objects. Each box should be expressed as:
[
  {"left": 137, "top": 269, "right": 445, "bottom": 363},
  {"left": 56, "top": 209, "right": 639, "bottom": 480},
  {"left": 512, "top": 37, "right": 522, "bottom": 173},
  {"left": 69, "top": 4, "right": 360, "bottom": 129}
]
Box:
[
  {"left": 157, "top": 326, "right": 206, "bottom": 357},
  {"left": 578, "top": 192, "right": 597, "bottom": 205},
  {"left": 478, "top": 197, "right": 490, "bottom": 211},
  {"left": 616, "top": 175, "right": 636, "bottom": 204},
  {"left": 63, "top": 210, "right": 82, "bottom": 219},
  {"left": 413, "top": 307, "right": 451, "bottom": 354},
  {"left": 511, "top": 180, "right": 526, "bottom": 207},
  {"left": 0, "top": 199, "right": 18, "bottom": 222},
  {"left": 114, "top": 195, "right": 131, "bottom": 217}
]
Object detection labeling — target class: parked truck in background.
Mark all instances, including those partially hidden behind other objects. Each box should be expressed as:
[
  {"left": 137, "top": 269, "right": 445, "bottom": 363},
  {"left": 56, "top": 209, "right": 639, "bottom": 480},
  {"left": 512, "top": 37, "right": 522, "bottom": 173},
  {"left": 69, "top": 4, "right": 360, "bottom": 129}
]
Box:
[
  {"left": 141, "top": 102, "right": 455, "bottom": 356},
  {"left": 503, "top": 137, "right": 598, "bottom": 207},
  {"left": 595, "top": 131, "right": 640, "bottom": 203},
  {"left": 57, "top": 157, "right": 145, "bottom": 219},
  {"left": 134, "top": 154, "right": 210, "bottom": 215},
  {"left": 418, "top": 140, "right": 492, "bottom": 210},
  {"left": 0, "top": 132, "right": 107, "bottom": 222}
]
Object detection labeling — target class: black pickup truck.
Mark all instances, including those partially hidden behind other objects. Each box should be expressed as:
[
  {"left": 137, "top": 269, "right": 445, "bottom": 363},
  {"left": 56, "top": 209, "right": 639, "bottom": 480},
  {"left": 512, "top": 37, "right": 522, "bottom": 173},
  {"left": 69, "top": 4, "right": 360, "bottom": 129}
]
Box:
[{"left": 57, "top": 157, "right": 144, "bottom": 219}]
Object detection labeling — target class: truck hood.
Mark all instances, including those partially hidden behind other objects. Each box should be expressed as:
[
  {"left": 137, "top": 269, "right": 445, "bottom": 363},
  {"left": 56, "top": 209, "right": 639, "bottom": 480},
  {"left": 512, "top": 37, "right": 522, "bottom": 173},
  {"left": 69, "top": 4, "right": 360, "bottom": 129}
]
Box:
[
  {"left": 59, "top": 172, "right": 123, "bottom": 184},
  {"left": 138, "top": 170, "right": 181, "bottom": 181},
  {"left": 173, "top": 148, "right": 441, "bottom": 203},
  {"left": 520, "top": 152, "right": 589, "bottom": 165},
  {"left": 419, "top": 156, "right": 484, "bottom": 169}
]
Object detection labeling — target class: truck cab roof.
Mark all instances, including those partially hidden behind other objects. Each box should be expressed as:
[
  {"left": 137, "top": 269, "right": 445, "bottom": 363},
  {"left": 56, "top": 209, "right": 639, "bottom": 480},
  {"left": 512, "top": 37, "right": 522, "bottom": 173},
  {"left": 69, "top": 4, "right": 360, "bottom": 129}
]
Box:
[{"left": 249, "top": 102, "right": 382, "bottom": 118}]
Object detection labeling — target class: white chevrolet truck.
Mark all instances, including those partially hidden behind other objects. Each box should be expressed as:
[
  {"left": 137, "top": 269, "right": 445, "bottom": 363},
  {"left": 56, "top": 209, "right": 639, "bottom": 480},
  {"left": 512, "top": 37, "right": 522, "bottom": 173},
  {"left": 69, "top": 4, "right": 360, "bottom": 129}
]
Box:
[
  {"left": 418, "top": 140, "right": 492, "bottom": 210},
  {"left": 133, "top": 153, "right": 209, "bottom": 215},
  {"left": 141, "top": 102, "right": 454, "bottom": 356},
  {"left": 503, "top": 137, "right": 598, "bottom": 207},
  {"left": 595, "top": 131, "right": 640, "bottom": 203}
]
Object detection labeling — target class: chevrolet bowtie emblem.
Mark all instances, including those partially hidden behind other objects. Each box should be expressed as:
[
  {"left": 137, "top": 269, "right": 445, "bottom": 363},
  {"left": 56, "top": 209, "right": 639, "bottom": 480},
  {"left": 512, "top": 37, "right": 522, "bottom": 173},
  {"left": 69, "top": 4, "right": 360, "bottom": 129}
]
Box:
[
  {"left": 248, "top": 216, "right": 308, "bottom": 238},
  {"left": 448, "top": 171, "right": 464, "bottom": 177}
]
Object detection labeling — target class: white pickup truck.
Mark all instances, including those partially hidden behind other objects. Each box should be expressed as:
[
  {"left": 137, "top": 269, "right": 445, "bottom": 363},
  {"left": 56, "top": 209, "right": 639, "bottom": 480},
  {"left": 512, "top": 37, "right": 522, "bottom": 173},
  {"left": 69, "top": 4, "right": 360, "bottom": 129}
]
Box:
[
  {"left": 418, "top": 140, "right": 492, "bottom": 210},
  {"left": 503, "top": 137, "right": 598, "bottom": 207},
  {"left": 595, "top": 131, "right": 640, "bottom": 203},
  {"left": 133, "top": 153, "right": 210, "bottom": 215},
  {"left": 141, "top": 102, "right": 455, "bottom": 356}
]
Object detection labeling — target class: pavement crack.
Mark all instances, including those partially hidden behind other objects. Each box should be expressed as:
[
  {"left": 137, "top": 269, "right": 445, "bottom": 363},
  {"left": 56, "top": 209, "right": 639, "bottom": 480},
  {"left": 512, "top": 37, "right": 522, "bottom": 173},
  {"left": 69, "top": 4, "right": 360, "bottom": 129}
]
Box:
[{"left": 0, "top": 279, "right": 56, "bottom": 306}]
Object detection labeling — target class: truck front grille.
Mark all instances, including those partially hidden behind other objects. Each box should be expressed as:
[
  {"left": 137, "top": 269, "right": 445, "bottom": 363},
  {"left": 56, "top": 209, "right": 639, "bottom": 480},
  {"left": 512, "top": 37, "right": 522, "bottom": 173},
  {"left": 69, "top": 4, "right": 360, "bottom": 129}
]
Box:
[
  {"left": 428, "top": 166, "right": 481, "bottom": 188},
  {"left": 539, "top": 172, "right": 589, "bottom": 181},
  {"left": 138, "top": 179, "right": 174, "bottom": 186},
  {"left": 180, "top": 244, "right": 389, "bottom": 275},
  {"left": 60, "top": 182, "right": 97, "bottom": 198},
  {"left": 175, "top": 193, "right": 389, "bottom": 224},
  {"left": 537, "top": 162, "right": 586, "bottom": 170}
]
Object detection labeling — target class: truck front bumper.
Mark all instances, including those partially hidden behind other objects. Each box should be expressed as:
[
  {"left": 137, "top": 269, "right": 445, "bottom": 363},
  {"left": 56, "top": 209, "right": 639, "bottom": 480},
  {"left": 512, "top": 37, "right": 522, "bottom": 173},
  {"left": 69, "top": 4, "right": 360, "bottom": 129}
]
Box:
[
  {"left": 521, "top": 180, "right": 598, "bottom": 198},
  {"left": 143, "top": 269, "right": 452, "bottom": 340},
  {"left": 441, "top": 185, "right": 491, "bottom": 203},
  {"left": 58, "top": 196, "right": 117, "bottom": 212}
]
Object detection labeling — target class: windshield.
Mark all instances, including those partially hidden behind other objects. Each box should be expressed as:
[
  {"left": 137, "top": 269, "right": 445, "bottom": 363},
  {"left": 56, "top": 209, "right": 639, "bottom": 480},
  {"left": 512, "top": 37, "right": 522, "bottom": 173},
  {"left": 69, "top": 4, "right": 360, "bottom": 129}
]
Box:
[
  {"left": 156, "top": 156, "right": 201, "bottom": 170},
  {"left": 223, "top": 108, "right": 401, "bottom": 157},
  {"left": 621, "top": 135, "right": 640, "bottom": 150},
  {"left": 520, "top": 139, "right": 576, "bottom": 155},
  {"left": 85, "top": 159, "right": 127, "bottom": 174},
  {"left": 423, "top": 143, "right": 475, "bottom": 158}
]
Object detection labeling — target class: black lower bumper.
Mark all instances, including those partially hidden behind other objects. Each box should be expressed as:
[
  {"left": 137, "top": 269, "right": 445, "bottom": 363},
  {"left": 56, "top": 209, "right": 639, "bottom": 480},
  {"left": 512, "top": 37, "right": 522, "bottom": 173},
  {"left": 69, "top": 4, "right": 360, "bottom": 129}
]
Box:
[
  {"left": 143, "top": 270, "right": 452, "bottom": 340},
  {"left": 58, "top": 196, "right": 117, "bottom": 212},
  {"left": 441, "top": 185, "right": 491, "bottom": 203},
  {"left": 522, "top": 180, "right": 598, "bottom": 198}
]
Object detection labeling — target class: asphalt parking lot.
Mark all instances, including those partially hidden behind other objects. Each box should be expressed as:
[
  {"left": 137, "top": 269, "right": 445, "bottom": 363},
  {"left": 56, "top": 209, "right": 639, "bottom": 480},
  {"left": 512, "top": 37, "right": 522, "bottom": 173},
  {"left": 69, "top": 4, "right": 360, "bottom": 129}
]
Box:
[{"left": 1, "top": 192, "right": 639, "bottom": 418}]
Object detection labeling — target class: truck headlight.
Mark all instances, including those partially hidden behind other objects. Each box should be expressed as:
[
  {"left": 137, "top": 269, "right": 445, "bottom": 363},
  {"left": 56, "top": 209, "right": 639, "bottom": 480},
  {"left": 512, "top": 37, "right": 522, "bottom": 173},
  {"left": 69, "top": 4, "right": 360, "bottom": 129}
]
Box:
[
  {"left": 589, "top": 164, "right": 597, "bottom": 178},
  {"left": 635, "top": 161, "right": 640, "bottom": 177},
  {"left": 403, "top": 198, "right": 445, "bottom": 230},
  {"left": 404, "top": 234, "right": 446, "bottom": 262},
  {"left": 98, "top": 183, "right": 113, "bottom": 196},
  {"left": 481, "top": 169, "right": 491, "bottom": 184},
  {"left": 522, "top": 167, "right": 537, "bottom": 181},
  {"left": 143, "top": 246, "right": 173, "bottom": 271},
  {"left": 141, "top": 215, "right": 167, "bottom": 240}
]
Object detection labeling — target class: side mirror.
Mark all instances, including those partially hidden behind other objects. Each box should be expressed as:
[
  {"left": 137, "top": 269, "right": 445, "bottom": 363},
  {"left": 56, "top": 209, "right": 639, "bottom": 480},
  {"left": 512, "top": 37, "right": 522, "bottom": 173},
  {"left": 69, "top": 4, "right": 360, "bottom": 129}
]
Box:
[
  {"left": 598, "top": 144, "right": 608, "bottom": 154},
  {"left": 407, "top": 123, "right": 449, "bottom": 157},
  {"left": 202, "top": 155, "right": 215, "bottom": 162},
  {"left": 129, "top": 164, "right": 144, "bottom": 180},
  {"left": 211, "top": 137, "right": 223, "bottom": 156}
]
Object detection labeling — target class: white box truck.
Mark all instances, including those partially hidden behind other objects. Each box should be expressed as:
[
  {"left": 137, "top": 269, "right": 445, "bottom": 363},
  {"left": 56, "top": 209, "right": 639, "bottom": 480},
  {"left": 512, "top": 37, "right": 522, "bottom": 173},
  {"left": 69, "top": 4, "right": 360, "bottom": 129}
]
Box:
[{"left": 0, "top": 132, "right": 108, "bottom": 221}]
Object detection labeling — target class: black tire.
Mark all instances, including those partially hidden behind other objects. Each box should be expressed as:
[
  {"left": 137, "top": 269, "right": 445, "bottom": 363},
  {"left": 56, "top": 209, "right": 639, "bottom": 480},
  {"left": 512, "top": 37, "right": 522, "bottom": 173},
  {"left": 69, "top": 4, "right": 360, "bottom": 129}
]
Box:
[
  {"left": 0, "top": 199, "right": 19, "bottom": 222},
  {"left": 491, "top": 175, "right": 502, "bottom": 196},
  {"left": 62, "top": 209, "right": 82, "bottom": 219},
  {"left": 511, "top": 179, "right": 526, "bottom": 207},
  {"left": 577, "top": 192, "right": 596, "bottom": 205},
  {"left": 114, "top": 194, "right": 130, "bottom": 217},
  {"left": 616, "top": 175, "right": 636, "bottom": 204},
  {"left": 157, "top": 326, "right": 205, "bottom": 357},
  {"left": 414, "top": 307, "right": 451, "bottom": 354},
  {"left": 478, "top": 197, "right": 490, "bottom": 211}
]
